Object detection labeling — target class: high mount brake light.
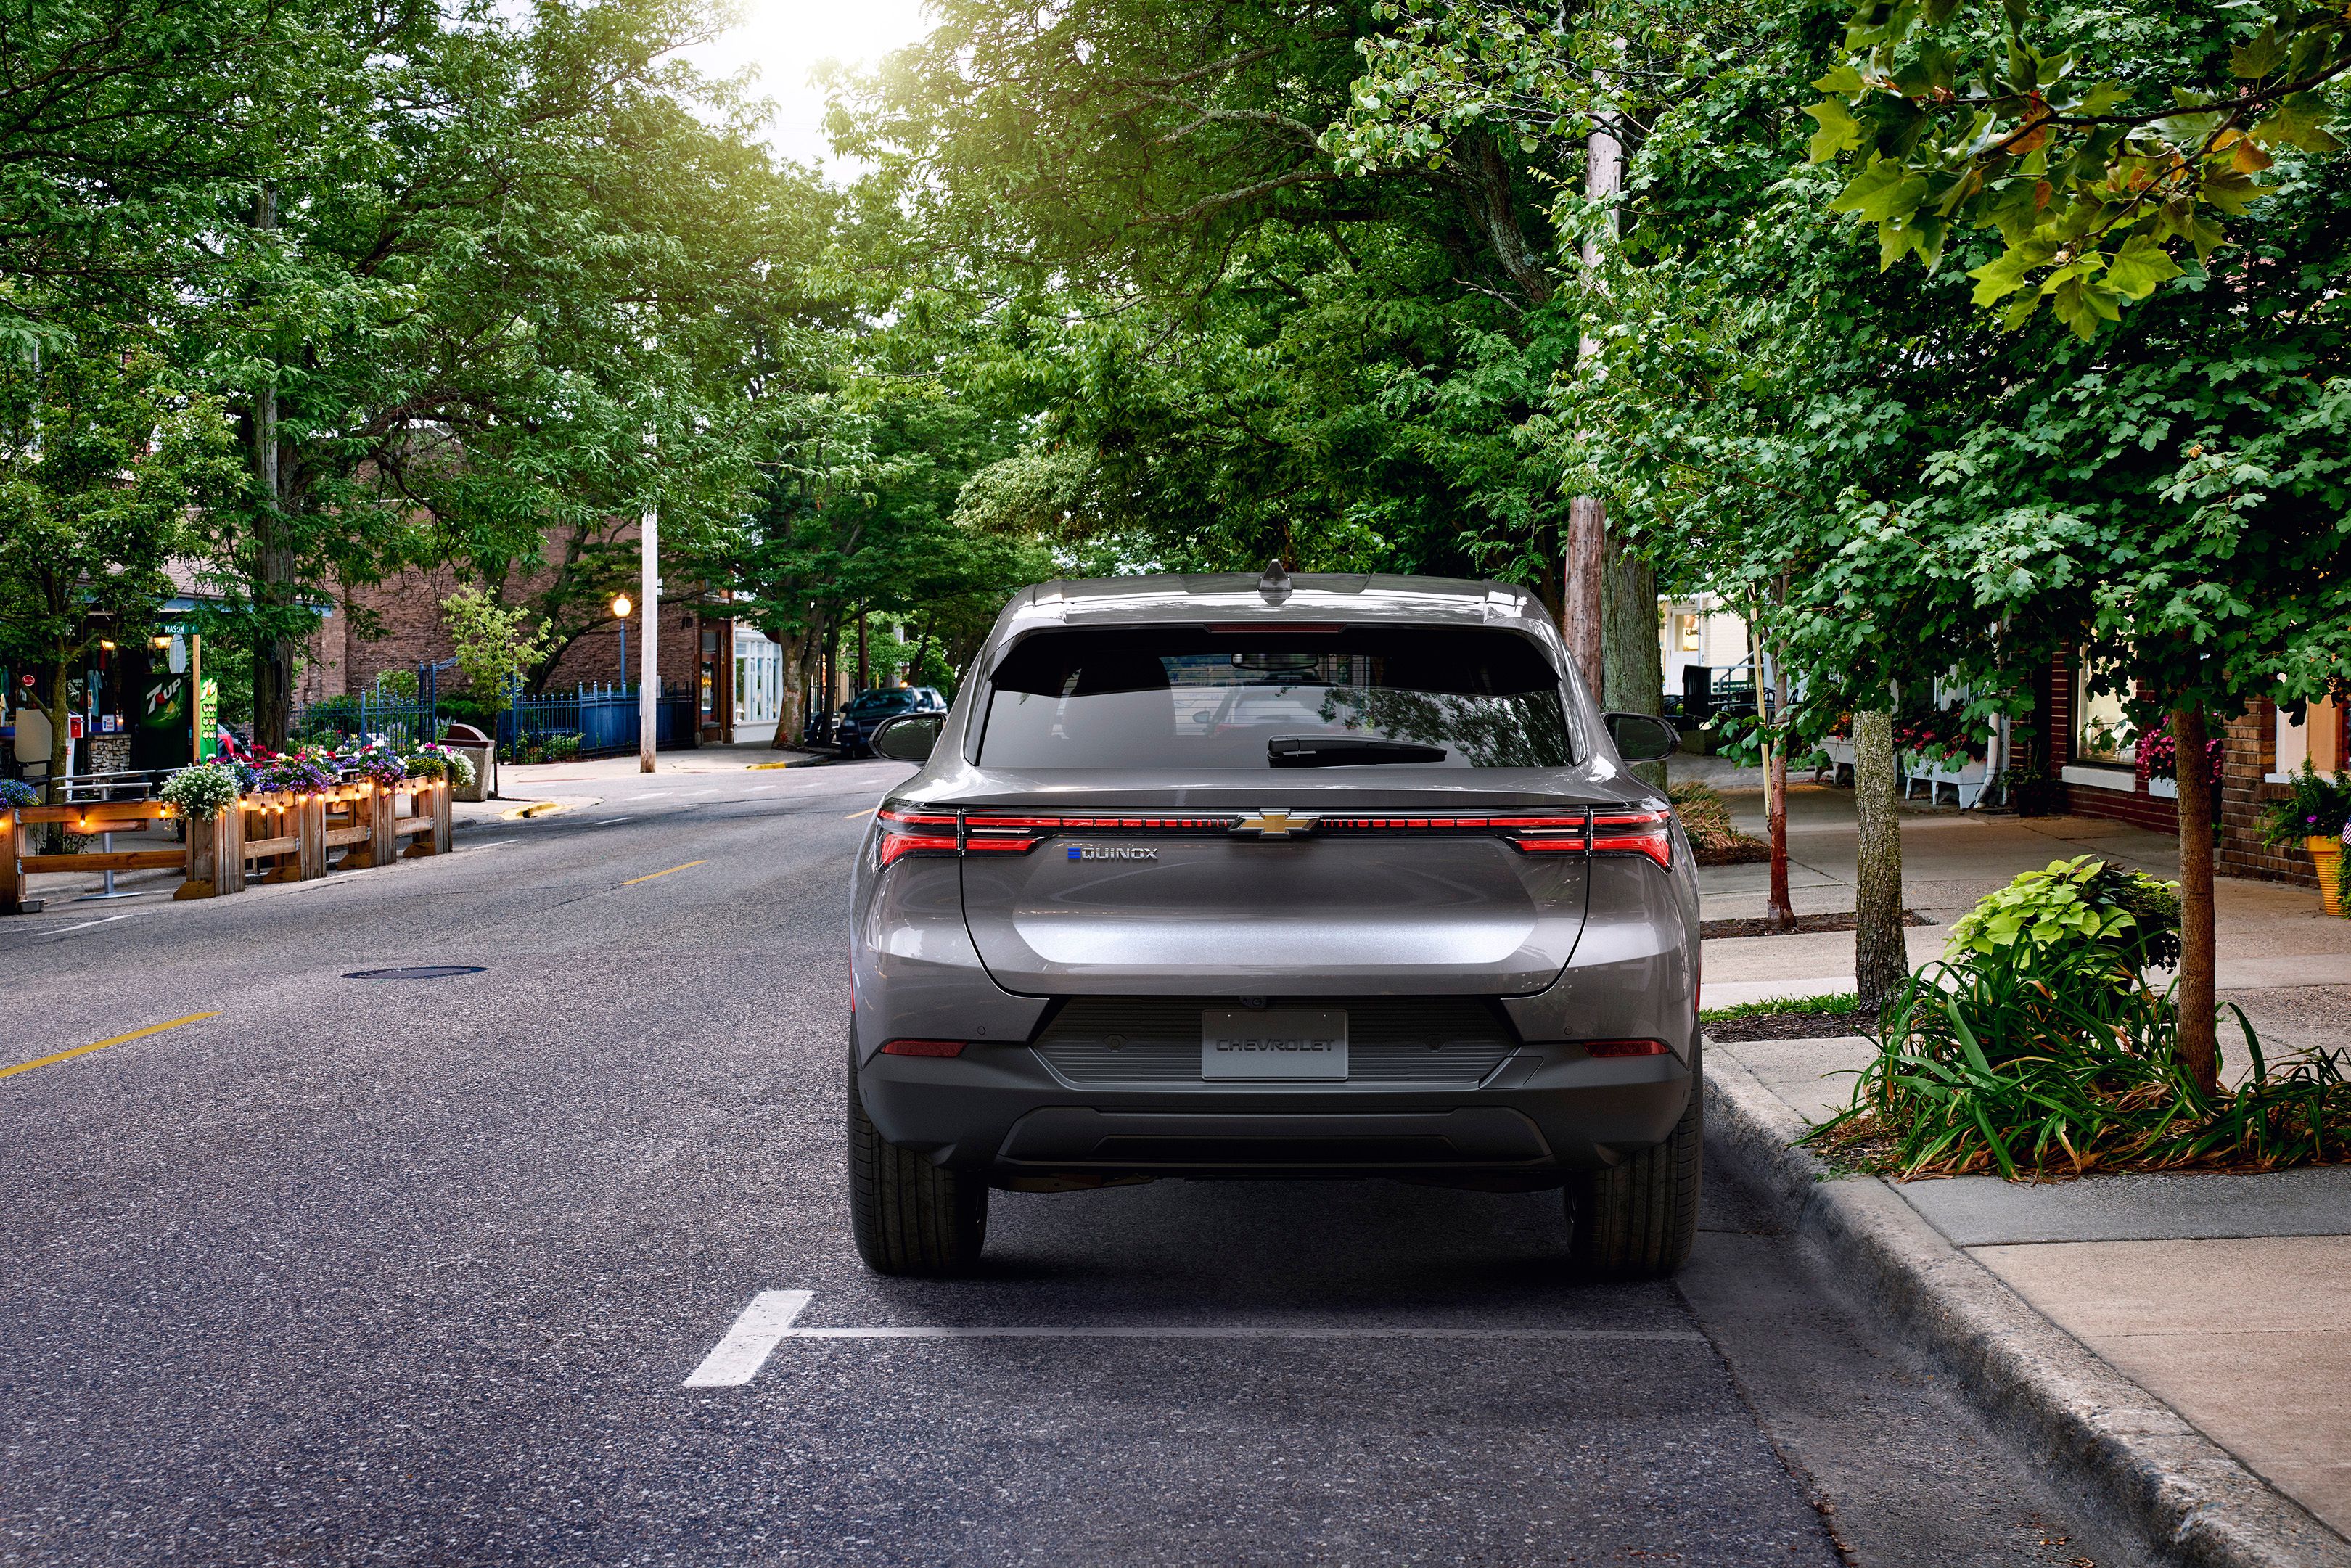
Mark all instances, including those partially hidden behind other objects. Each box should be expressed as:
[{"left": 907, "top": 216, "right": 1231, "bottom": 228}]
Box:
[
  {"left": 1590, "top": 809, "right": 1673, "bottom": 871},
  {"left": 873, "top": 805, "right": 959, "bottom": 869}
]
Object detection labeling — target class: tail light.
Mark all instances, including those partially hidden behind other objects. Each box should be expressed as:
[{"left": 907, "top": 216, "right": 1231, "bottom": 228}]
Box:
[
  {"left": 1582, "top": 1038, "right": 1670, "bottom": 1057},
  {"left": 961, "top": 814, "right": 1047, "bottom": 855},
  {"left": 1490, "top": 815, "right": 1588, "bottom": 855},
  {"left": 872, "top": 805, "right": 959, "bottom": 870},
  {"left": 1590, "top": 808, "right": 1673, "bottom": 871}
]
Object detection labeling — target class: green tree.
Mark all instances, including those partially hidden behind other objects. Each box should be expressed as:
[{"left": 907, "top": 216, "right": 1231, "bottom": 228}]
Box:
[{"left": 0, "top": 325, "right": 239, "bottom": 796}]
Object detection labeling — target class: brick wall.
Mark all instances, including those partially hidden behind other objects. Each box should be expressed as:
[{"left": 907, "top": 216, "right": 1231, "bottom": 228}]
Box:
[
  {"left": 298, "top": 517, "right": 729, "bottom": 739},
  {"left": 2044, "top": 651, "right": 2318, "bottom": 889}
]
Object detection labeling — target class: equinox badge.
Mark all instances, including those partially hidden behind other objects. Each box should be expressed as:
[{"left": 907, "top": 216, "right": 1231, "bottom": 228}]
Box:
[{"left": 1069, "top": 845, "right": 1160, "bottom": 861}]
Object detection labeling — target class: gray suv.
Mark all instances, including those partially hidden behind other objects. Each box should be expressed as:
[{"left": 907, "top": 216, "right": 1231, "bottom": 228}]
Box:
[{"left": 848, "top": 568, "right": 1697, "bottom": 1278}]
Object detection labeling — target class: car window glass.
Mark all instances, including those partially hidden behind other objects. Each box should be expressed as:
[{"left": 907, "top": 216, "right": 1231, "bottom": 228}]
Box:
[{"left": 977, "top": 626, "right": 1575, "bottom": 769}]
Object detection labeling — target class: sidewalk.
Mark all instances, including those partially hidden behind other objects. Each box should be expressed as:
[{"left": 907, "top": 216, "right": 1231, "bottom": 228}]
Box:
[
  {"left": 1698, "top": 779, "right": 2351, "bottom": 1009},
  {"left": 1715, "top": 1031, "right": 2351, "bottom": 1558},
  {"left": 461, "top": 739, "right": 834, "bottom": 824}
]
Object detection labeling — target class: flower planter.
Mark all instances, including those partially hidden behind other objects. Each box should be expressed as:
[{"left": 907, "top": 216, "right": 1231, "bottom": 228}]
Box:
[
  {"left": 1902, "top": 752, "right": 1991, "bottom": 809},
  {"left": 2312, "top": 836, "right": 2346, "bottom": 918},
  {"left": 2148, "top": 776, "right": 2178, "bottom": 800}
]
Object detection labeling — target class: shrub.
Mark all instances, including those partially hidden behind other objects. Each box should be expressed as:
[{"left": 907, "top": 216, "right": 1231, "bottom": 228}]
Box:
[
  {"left": 1806, "top": 856, "right": 2351, "bottom": 1180},
  {"left": 0, "top": 778, "right": 36, "bottom": 810},
  {"left": 1668, "top": 779, "right": 1768, "bottom": 863},
  {"left": 160, "top": 762, "right": 242, "bottom": 819}
]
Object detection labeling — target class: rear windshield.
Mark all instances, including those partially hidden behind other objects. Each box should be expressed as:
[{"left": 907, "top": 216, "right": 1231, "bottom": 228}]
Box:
[{"left": 977, "top": 625, "right": 1574, "bottom": 769}]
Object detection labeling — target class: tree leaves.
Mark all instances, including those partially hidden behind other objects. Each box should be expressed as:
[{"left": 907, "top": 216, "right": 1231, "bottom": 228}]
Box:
[{"left": 1804, "top": 0, "right": 2350, "bottom": 333}]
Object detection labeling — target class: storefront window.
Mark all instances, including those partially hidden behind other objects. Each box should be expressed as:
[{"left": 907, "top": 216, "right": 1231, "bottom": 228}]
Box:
[{"left": 2074, "top": 665, "right": 2136, "bottom": 765}]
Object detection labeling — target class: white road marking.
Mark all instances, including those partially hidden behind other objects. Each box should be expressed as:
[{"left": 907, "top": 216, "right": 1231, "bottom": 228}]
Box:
[
  {"left": 681, "top": 1290, "right": 815, "bottom": 1386},
  {"left": 681, "top": 1289, "right": 1705, "bottom": 1385},
  {"left": 453, "top": 839, "right": 517, "bottom": 855},
  {"left": 776, "top": 1326, "right": 1708, "bottom": 1342},
  {"left": 594, "top": 816, "right": 635, "bottom": 825},
  {"left": 44, "top": 911, "right": 148, "bottom": 935}
]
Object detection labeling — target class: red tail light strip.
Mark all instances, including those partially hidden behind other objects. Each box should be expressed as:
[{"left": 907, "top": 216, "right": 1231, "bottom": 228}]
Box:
[
  {"left": 1590, "top": 809, "right": 1673, "bottom": 871},
  {"left": 875, "top": 806, "right": 1671, "bottom": 869},
  {"left": 873, "top": 806, "right": 961, "bottom": 869}
]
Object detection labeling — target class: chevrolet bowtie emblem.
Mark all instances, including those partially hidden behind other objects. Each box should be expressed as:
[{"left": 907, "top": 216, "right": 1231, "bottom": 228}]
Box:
[{"left": 1233, "top": 808, "right": 1319, "bottom": 838}]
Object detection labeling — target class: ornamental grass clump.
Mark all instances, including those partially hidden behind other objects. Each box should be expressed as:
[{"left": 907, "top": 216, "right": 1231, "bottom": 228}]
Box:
[
  {"left": 160, "top": 762, "right": 241, "bottom": 819},
  {"left": 1807, "top": 858, "right": 2351, "bottom": 1181}
]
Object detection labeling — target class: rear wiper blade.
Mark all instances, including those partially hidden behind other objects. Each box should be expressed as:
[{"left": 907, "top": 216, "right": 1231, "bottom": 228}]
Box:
[{"left": 1269, "top": 736, "right": 1448, "bottom": 767}]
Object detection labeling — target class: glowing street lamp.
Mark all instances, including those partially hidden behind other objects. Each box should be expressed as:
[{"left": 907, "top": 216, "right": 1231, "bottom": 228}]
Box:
[{"left": 612, "top": 594, "right": 633, "bottom": 684}]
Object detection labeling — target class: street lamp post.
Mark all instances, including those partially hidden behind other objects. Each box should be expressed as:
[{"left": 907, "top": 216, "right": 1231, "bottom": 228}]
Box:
[{"left": 612, "top": 594, "right": 632, "bottom": 686}]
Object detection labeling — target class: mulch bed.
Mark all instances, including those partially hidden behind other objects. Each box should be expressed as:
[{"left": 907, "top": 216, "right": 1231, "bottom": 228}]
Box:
[
  {"left": 1704, "top": 1010, "right": 1879, "bottom": 1042},
  {"left": 1691, "top": 839, "right": 1773, "bottom": 866},
  {"left": 1700, "top": 910, "right": 1931, "bottom": 940}
]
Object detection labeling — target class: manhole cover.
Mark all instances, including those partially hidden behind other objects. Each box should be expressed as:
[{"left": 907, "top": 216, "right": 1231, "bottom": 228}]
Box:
[{"left": 341, "top": 966, "right": 486, "bottom": 980}]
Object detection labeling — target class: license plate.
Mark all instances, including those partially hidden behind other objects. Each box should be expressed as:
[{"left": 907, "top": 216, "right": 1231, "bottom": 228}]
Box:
[{"left": 1201, "top": 1011, "right": 1348, "bottom": 1080}]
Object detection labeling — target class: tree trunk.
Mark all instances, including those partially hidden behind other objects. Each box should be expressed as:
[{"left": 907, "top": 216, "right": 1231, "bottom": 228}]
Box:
[
  {"left": 2172, "top": 702, "right": 2218, "bottom": 1091},
  {"left": 856, "top": 603, "right": 869, "bottom": 694},
  {"left": 1764, "top": 635, "right": 1793, "bottom": 930},
  {"left": 1601, "top": 539, "right": 1665, "bottom": 787},
  {"left": 769, "top": 625, "right": 816, "bottom": 750},
  {"left": 248, "top": 182, "right": 296, "bottom": 753},
  {"left": 1853, "top": 707, "right": 1908, "bottom": 1013},
  {"left": 1563, "top": 498, "right": 1606, "bottom": 694}
]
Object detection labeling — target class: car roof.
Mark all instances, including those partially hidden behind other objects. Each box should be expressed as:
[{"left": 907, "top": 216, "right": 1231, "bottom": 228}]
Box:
[{"left": 1004, "top": 572, "right": 1544, "bottom": 633}]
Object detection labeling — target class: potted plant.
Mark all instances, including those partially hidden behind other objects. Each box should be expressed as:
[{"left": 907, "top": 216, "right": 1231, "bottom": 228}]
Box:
[{"left": 2259, "top": 761, "right": 2351, "bottom": 916}]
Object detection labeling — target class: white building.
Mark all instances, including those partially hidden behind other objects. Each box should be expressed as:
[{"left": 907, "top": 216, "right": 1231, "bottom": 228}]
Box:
[
  {"left": 1659, "top": 594, "right": 1752, "bottom": 702},
  {"left": 732, "top": 626, "right": 784, "bottom": 736}
]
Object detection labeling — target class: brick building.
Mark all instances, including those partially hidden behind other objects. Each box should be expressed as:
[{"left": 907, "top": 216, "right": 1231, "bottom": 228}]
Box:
[
  {"left": 297, "top": 522, "right": 745, "bottom": 744},
  {"left": 2036, "top": 647, "right": 2346, "bottom": 889}
]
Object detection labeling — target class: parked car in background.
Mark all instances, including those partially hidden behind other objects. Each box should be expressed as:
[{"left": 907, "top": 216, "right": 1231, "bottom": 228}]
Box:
[{"left": 836, "top": 686, "right": 947, "bottom": 756}]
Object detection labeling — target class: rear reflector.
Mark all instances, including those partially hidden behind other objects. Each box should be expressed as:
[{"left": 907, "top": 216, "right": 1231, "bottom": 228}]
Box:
[
  {"left": 879, "top": 1039, "right": 967, "bottom": 1057},
  {"left": 1581, "top": 1038, "right": 1671, "bottom": 1058}
]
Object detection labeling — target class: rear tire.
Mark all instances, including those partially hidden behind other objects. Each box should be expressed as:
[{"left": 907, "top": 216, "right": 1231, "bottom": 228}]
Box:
[
  {"left": 1567, "top": 1062, "right": 1702, "bottom": 1280},
  {"left": 848, "top": 1054, "right": 988, "bottom": 1277}
]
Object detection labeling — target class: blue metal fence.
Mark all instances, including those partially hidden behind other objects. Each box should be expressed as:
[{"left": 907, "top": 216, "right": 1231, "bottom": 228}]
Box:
[{"left": 497, "top": 681, "right": 696, "bottom": 759}]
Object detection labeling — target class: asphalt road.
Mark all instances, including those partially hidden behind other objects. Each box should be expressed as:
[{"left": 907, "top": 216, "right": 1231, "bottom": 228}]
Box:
[{"left": 0, "top": 760, "right": 2151, "bottom": 1567}]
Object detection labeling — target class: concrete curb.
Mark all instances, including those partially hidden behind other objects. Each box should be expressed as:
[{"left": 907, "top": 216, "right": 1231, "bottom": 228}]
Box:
[{"left": 1702, "top": 1043, "right": 2351, "bottom": 1568}]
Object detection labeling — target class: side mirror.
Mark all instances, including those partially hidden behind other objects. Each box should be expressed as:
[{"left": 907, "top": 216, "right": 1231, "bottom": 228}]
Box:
[
  {"left": 871, "top": 712, "right": 943, "bottom": 763},
  {"left": 1604, "top": 711, "right": 1680, "bottom": 764}
]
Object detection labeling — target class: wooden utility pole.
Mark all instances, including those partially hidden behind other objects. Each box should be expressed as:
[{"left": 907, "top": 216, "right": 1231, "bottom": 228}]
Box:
[
  {"left": 638, "top": 466, "right": 659, "bottom": 774},
  {"left": 1563, "top": 110, "right": 1622, "bottom": 688}
]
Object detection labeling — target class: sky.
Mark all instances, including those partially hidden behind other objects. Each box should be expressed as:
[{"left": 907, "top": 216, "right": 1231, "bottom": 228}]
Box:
[{"left": 681, "top": 0, "right": 936, "bottom": 176}]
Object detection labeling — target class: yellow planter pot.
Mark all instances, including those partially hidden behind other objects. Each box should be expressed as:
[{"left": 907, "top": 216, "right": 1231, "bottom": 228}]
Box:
[{"left": 2310, "top": 836, "right": 2347, "bottom": 917}]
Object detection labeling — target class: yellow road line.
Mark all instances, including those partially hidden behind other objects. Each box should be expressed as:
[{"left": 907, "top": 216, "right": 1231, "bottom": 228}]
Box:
[
  {"left": 1, "top": 1011, "right": 222, "bottom": 1083},
  {"left": 843, "top": 808, "right": 874, "bottom": 819},
  {"left": 746, "top": 761, "right": 793, "bottom": 771},
  {"left": 622, "top": 859, "right": 707, "bottom": 886}
]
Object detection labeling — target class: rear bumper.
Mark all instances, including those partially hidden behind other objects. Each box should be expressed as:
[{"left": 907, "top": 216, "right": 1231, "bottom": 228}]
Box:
[{"left": 856, "top": 1043, "right": 1693, "bottom": 1184}]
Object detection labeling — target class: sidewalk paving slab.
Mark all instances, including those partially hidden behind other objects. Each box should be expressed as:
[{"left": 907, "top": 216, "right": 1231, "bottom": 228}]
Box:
[{"left": 1707, "top": 1034, "right": 2351, "bottom": 1564}]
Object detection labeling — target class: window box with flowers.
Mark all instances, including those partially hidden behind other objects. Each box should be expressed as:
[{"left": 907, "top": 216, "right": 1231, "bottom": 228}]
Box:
[{"left": 2135, "top": 717, "right": 2223, "bottom": 804}]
